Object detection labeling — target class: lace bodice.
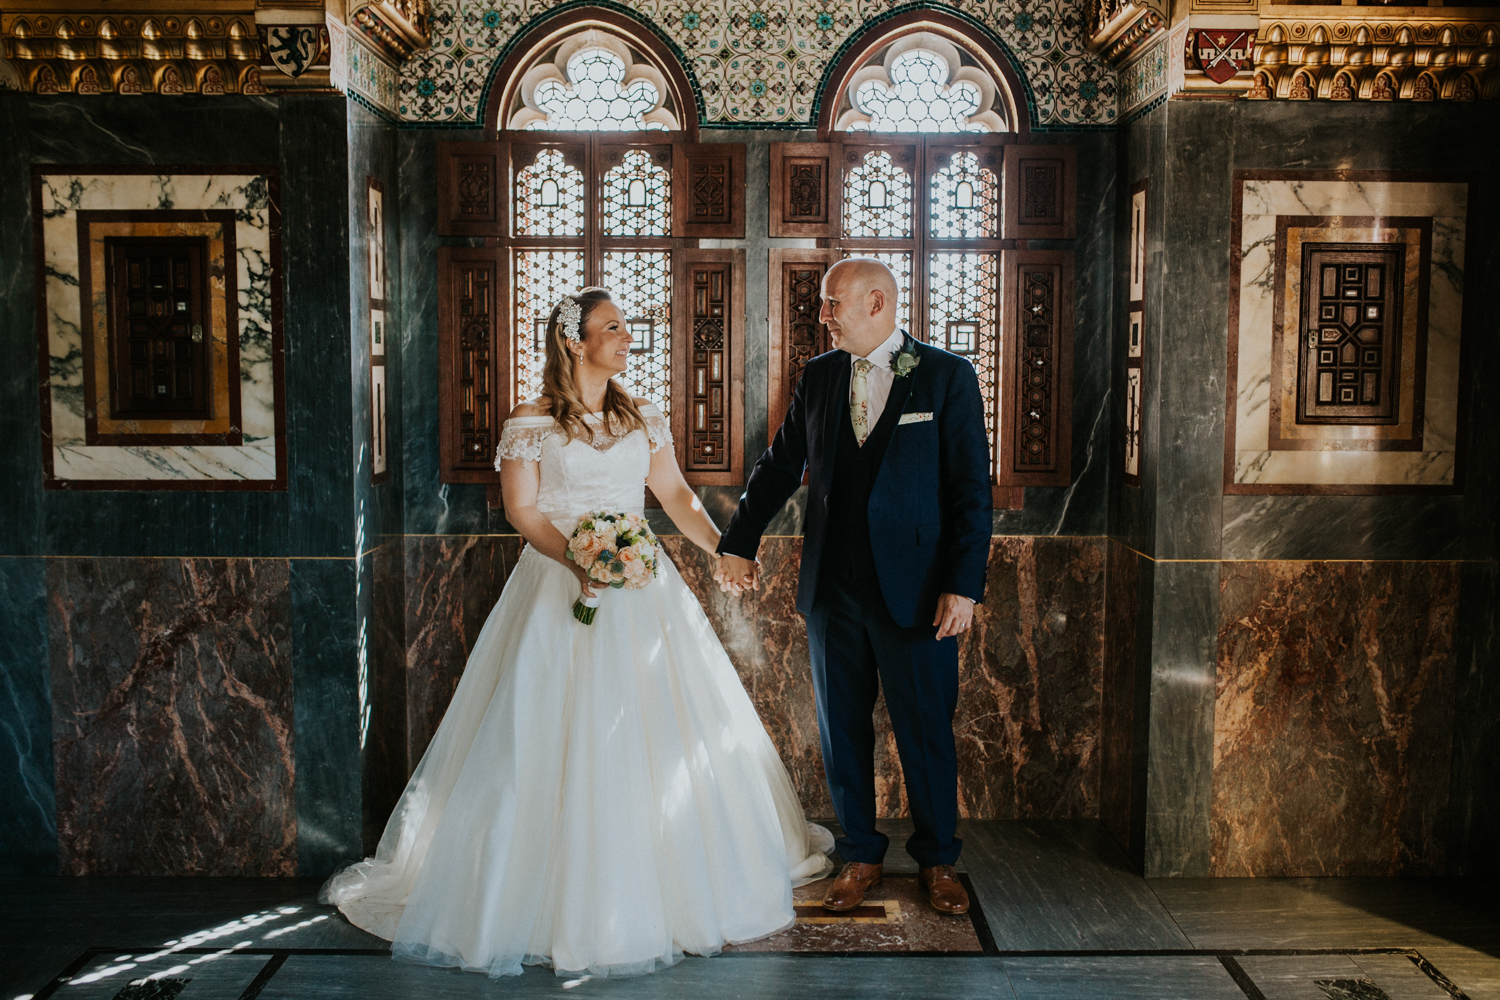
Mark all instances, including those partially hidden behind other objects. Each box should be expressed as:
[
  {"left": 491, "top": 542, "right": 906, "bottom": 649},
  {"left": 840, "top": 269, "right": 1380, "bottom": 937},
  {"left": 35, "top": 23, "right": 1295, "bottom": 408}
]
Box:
[{"left": 497, "top": 403, "right": 671, "bottom": 528}]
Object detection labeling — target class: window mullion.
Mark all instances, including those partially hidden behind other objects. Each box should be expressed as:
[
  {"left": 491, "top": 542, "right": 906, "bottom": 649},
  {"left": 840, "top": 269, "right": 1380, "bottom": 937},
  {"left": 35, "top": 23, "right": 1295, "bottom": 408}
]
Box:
[{"left": 585, "top": 134, "right": 601, "bottom": 286}]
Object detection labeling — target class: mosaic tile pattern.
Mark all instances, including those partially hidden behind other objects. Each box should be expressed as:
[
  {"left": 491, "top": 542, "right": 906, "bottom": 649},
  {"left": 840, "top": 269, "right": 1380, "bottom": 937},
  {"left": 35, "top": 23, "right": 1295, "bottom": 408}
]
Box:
[
  {"left": 1118, "top": 34, "right": 1166, "bottom": 117},
  {"left": 399, "top": 0, "right": 1118, "bottom": 126},
  {"left": 347, "top": 32, "right": 402, "bottom": 113}
]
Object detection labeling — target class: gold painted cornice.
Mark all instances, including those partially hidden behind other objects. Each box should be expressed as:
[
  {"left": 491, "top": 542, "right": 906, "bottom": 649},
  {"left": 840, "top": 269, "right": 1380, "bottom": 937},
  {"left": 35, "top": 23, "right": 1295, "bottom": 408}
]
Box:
[
  {"left": 347, "top": 0, "right": 426, "bottom": 63},
  {"left": 1249, "top": 8, "right": 1499, "bottom": 101},
  {"left": 1, "top": 11, "right": 267, "bottom": 93},
  {"left": 1088, "top": 0, "right": 1169, "bottom": 65}
]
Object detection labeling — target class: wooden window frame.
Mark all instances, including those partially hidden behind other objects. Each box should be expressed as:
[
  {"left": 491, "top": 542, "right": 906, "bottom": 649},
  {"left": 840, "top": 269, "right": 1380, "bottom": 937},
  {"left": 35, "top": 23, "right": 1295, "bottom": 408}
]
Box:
[
  {"left": 767, "top": 134, "right": 1078, "bottom": 506},
  {"left": 435, "top": 134, "right": 745, "bottom": 492}
]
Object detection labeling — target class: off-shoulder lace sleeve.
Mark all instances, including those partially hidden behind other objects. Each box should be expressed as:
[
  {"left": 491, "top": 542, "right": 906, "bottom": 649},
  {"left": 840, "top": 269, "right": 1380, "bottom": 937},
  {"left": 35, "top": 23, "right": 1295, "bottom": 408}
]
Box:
[
  {"left": 640, "top": 403, "right": 672, "bottom": 454},
  {"left": 495, "top": 418, "right": 554, "bottom": 468}
]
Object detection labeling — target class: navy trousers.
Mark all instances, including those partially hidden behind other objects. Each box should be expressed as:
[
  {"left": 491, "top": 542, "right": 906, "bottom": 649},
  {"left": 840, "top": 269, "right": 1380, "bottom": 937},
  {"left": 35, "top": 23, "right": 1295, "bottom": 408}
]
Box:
[{"left": 805, "top": 572, "right": 962, "bottom": 867}]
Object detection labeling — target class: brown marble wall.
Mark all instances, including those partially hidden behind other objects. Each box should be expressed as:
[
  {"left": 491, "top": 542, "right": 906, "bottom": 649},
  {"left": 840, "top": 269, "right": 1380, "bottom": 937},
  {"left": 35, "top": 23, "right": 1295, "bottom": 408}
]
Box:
[
  {"left": 48, "top": 557, "right": 295, "bottom": 875},
  {"left": 668, "top": 535, "right": 1106, "bottom": 819},
  {"left": 402, "top": 535, "right": 523, "bottom": 769},
  {"left": 1212, "top": 560, "right": 1459, "bottom": 876}
]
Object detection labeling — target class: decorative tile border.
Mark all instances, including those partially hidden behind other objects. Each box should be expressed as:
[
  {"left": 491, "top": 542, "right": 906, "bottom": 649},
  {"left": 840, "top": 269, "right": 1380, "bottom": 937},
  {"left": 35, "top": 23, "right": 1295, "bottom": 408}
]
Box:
[
  {"left": 1117, "top": 32, "right": 1165, "bottom": 118},
  {"left": 398, "top": 0, "right": 1119, "bottom": 127},
  {"left": 348, "top": 29, "right": 403, "bottom": 114}
]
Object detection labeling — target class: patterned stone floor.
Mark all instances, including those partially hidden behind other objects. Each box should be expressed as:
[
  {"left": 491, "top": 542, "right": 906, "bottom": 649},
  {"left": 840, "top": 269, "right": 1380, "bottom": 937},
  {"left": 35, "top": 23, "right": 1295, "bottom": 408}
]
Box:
[{"left": 3, "top": 821, "right": 1497, "bottom": 1000}]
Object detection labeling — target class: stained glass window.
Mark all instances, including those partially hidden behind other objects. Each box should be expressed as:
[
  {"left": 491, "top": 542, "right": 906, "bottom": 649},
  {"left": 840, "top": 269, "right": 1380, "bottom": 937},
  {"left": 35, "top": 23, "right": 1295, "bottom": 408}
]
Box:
[
  {"left": 930, "top": 151, "right": 998, "bottom": 239},
  {"left": 843, "top": 151, "right": 913, "bottom": 238},
  {"left": 603, "top": 149, "right": 671, "bottom": 236},
  {"left": 514, "top": 250, "right": 586, "bottom": 402},
  {"left": 929, "top": 252, "right": 999, "bottom": 474},
  {"left": 528, "top": 48, "right": 668, "bottom": 132},
  {"left": 603, "top": 251, "right": 672, "bottom": 414},
  {"left": 516, "top": 150, "right": 585, "bottom": 236},
  {"left": 852, "top": 50, "right": 986, "bottom": 133}
]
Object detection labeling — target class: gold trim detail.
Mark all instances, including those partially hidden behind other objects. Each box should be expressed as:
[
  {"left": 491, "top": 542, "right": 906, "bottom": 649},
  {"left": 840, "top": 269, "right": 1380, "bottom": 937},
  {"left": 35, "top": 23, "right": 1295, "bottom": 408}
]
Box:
[
  {"left": 1249, "top": 13, "right": 1499, "bottom": 102},
  {"left": 347, "top": 0, "right": 428, "bottom": 63},
  {"left": 1, "top": 12, "right": 265, "bottom": 94}
]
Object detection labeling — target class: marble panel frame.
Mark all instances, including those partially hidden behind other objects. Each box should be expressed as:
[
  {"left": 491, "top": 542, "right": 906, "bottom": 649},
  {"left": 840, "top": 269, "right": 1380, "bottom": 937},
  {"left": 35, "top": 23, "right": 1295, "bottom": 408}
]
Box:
[
  {"left": 75, "top": 209, "right": 244, "bottom": 447},
  {"left": 1223, "top": 169, "right": 1472, "bottom": 496},
  {"left": 32, "top": 164, "right": 287, "bottom": 492},
  {"left": 1267, "top": 216, "right": 1431, "bottom": 451}
]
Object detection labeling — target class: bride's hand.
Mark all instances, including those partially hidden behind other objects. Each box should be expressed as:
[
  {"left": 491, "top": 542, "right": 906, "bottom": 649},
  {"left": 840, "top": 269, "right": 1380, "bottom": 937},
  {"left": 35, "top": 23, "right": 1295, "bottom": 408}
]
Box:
[{"left": 570, "top": 564, "right": 599, "bottom": 598}]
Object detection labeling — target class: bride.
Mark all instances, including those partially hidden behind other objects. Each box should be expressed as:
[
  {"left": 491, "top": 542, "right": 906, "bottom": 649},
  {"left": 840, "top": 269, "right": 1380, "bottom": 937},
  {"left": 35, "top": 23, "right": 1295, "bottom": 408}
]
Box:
[{"left": 322, "top": 287, "right": 833, "bottom": 978}]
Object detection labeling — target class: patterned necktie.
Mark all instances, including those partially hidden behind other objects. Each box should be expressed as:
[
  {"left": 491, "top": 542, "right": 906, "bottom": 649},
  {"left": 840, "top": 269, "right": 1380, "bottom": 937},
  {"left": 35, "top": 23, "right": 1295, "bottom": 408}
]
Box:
[{"left": 850, "top": 358, "right": 874, "bottom": 446}]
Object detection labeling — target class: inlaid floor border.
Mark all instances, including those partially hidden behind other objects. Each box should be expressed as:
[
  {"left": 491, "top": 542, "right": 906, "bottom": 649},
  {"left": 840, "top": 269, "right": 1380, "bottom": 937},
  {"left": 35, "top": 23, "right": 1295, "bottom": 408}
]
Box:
[{"left": 29, "top": 945, "right": 1473, "bottom": 1000}]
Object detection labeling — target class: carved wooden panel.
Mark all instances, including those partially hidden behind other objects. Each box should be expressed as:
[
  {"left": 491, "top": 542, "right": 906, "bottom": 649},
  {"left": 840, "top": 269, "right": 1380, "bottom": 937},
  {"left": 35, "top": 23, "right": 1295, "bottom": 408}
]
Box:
[
  {"left": 998, "top": 249, "right": 1074, "bottom": 487},
  {"left": 105, "top": 238, "right": 212, "bottom": 419},
  {"left": 1297, "top": 244, "right": 1405, "bottom": 424},
  {"left": 673, "top": 249, "right": 744, "bottom": 486},
  {"left": 437, "top": 140, "right": 506, "bottom": 237},
  {"left": 767, "top": 248, "right": 840, "bottom": 433},
  {"left": 1002, "top": 144, "right": 1077, "bottom": 240},
  {"left": 770, "top": 142, "right": 838, "bottom": 238},
  {"left": 674, "top": 143, "right": 745, "bottom": 238},
  {"left": 437, "top": 246, "right": 506, "bottom": 482}
]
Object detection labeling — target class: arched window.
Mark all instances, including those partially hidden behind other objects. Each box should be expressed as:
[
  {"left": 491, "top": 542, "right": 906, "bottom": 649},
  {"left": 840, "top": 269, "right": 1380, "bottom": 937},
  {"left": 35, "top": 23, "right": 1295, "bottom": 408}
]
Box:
[
  {"left": 507, "top": 31, "right": 679, "bottom": 131},
  {"left": 769, "top": 18, "right": 1075, "bottom": 500},
  {"left": 439, "top": 15, "right": 748, "bottom": 491},
  {"left": 835, "top": 34, "right": 1008, "bottom": 134}
]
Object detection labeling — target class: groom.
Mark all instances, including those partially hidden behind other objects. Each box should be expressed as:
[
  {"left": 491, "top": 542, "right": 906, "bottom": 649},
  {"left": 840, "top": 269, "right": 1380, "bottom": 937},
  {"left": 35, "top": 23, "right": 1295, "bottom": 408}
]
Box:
[{"left": 714, "top": 258, "right": 992, "bottom": 915}]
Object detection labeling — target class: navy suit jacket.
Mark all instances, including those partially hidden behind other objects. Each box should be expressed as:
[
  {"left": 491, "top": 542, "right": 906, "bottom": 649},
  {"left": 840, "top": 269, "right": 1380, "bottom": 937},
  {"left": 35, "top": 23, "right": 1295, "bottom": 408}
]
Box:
[{"left": 718, "top": 335, "right": 993, "bottom": 628}]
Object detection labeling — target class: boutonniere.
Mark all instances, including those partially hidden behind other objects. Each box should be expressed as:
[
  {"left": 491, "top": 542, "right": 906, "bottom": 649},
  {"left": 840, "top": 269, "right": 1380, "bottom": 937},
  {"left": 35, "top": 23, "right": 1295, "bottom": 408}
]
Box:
[{"left": 890, "top": 341, "right": 921, "bottom": 379}]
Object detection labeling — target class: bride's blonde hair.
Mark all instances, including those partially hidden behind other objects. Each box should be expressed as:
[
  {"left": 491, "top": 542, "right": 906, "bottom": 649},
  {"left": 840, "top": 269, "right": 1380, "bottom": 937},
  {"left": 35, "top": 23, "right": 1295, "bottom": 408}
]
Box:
[{"left": 540, "top": 287, "right": 648, "bottom": 444}]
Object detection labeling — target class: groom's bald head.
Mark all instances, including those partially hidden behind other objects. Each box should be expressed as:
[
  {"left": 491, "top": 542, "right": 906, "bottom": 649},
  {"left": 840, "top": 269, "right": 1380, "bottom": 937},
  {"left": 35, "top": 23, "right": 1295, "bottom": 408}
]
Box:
[{"left": 821, "top": 258, "right": 899, "bottom": 356}]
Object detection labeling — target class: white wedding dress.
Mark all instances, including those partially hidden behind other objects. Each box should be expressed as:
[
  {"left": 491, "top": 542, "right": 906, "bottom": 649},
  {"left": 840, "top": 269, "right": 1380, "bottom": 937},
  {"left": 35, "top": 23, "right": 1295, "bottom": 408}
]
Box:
[{"left": 322, "top": 402, "right": 833, "bottom": 978}]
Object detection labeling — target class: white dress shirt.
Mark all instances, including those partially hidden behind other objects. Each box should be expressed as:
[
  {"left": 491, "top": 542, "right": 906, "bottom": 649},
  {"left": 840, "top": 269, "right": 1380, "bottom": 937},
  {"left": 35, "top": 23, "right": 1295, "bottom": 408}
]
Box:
[{"left": 848, "top": 328, "right": 907, "bottom": 429}]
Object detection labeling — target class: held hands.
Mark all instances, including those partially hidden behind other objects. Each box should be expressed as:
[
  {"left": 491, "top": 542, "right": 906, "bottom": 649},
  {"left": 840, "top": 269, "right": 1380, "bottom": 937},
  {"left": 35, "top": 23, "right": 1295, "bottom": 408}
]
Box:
[
  {"left": 713, "top": 553, "right": 760, "bottom": 596},
  {"left": 934, "top": 593, "right": 975, "bottom": 640}
]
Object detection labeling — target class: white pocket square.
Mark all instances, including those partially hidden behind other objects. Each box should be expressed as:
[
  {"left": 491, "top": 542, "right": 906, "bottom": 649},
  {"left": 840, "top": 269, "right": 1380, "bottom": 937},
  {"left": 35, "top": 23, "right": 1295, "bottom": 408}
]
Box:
[{"left": 898, "top": 411, "right": 934, "bottom": 425}]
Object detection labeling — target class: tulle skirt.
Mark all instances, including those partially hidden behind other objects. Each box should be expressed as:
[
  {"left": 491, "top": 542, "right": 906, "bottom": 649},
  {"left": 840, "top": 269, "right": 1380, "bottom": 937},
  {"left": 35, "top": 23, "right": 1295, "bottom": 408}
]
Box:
[{"left": 322, "top": 542, "right": 833, "bottom": 978}]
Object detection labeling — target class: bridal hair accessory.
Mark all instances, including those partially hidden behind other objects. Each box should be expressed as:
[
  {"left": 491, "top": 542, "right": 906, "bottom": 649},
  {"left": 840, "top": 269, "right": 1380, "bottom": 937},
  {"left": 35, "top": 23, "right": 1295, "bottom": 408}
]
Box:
[
  {"left": 565, "top": 511, "right": 661, "bottom": 624},
  {"left": 557, "top": 295, "right": 583, "bottom": 345}
]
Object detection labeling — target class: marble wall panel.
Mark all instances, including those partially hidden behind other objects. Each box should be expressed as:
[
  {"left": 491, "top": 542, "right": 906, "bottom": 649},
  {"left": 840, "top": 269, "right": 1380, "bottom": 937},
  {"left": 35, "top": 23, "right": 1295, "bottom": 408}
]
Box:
[
  {"left": 1227, "top": 177, "right": 1468, "bottom": 491},
  {"left": 402, "top": 535, "right": 523, "bottom": 769},
  {"left": 666, "top": 535, "right": 1106, "bottom": 820},
  {"left": 1213, "top": 560, "right": 1458, "bottom": 876},
  {"left": 290, "top": 557, "right": 362, "bottom": 875},
  {"left": 48, "top": 557, "right": 295, "bottom": 876},
  {"left": 1101, "top": 539, "right": 1139, "bottom": 855},
  {"left": 1451, "top": 560, "right": 1499, "bottom": 878},
  {"left": 36, "top": 170, "right": 281, "bottom": 484},
  {"left": 1221, "top": 495, "right": 1464, "bottom": 561},
  {"left": 1144, "top": 560, "right": 1219, "bottom": 877},
  {"left": 362, "top": 541, "right": 407, "bottom": 853},
  {"left": 282, "top": 98, "right": 358, "bottom": 562},
  {"left": 0, "top": 558, "right": 57, "bottom": 874}
]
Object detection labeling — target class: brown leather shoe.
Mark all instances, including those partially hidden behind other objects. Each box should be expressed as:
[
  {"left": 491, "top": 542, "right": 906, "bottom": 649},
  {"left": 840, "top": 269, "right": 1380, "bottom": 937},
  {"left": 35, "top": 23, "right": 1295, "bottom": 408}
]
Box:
[
  {"left": 822, "top": 862, "right": 883, "bottom": 911},
  {"left": 919, "top": 865, "right": 970, "bottom": 915}
]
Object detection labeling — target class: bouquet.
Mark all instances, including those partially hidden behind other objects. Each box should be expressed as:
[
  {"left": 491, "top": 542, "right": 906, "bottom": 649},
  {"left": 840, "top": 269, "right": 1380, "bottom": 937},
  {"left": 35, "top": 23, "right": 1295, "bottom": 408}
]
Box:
[{"left": 565, "top": 510, "right": 661, "bottom": 624}]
